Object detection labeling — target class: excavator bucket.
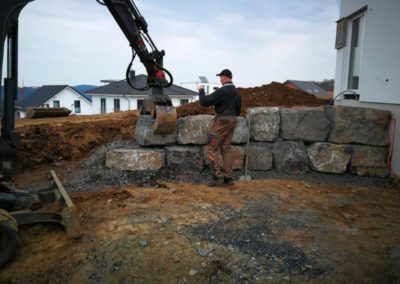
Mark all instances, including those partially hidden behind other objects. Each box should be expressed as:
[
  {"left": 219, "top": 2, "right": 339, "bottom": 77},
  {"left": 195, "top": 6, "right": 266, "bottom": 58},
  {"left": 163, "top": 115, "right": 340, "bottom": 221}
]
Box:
[
  {"left": 143, "top": 96, "right": 177, "bottom": 135},
  {"left": 25, "top": 107, "right": 72, "bottom": 119},
  {"left": 154, "top": 105, "right": 177, "bottom": 135}
]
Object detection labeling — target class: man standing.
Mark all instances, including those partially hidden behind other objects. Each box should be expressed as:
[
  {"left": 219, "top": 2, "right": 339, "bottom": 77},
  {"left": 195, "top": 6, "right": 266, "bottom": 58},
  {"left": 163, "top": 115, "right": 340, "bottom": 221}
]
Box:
[{"left": 198, "top": 69, "right": 242, "bottom": 186}]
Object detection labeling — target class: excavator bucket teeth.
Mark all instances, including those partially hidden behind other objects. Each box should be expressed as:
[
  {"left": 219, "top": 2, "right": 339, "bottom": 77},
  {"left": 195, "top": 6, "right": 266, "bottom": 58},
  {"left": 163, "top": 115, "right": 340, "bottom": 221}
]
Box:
[{"left": 154, "top": 105, "right": 177, "bottom": 135}]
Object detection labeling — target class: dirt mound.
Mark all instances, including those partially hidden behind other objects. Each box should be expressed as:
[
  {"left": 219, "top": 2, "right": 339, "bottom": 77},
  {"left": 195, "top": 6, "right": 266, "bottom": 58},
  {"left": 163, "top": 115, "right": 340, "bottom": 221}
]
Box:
[
  {"left": 15, "top": 111, "right": 137, "bottom": 173},
  {"left": 177, "top": 81, "right": 326, "bottom": 117}
]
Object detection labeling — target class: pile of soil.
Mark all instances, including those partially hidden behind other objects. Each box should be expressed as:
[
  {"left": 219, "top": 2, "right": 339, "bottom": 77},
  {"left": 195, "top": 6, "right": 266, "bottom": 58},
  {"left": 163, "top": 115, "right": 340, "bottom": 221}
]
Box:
[
  {"left": 14, "top": 111, "right": 137, "bottom": 174},
  {"left": 177, "top": 81, "right": 327, "bottom": 117}
]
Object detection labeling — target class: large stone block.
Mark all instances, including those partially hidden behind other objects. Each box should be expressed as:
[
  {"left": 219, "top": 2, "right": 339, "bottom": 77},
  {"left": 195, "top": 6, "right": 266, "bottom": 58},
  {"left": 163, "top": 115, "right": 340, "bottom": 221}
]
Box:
[
  {"left": 350, "top": 145, "right": 389, "bottom": 177},
  {"left": 273, "top": 141, "right": 309, "bottom": 175},
  {"left": 177, "top": 115, "right": 213, "bottom": 145},
  {"left": 389, "top": 245, "right": 400, "bottom": 280},
  {"left": 165, "top": 146, "right": 204, "bottom": 173},
  {"left": 247, "top": 142, "right": 273, "bottom": 171},
  {"left": 307, "top": 142, "right": 351, "bottom": 174},
  {"left": 232, "top": 116, "right": 248, "bottom": 144},
  {"left": 325, "top": 105, "right": 390, "bottom": 146},
  {"left": 246, "top": 107, "right": 280, "bottom": 142},
  {"left": 135, "top": 115, "right": 177, "bottom": 146},
  {"left": 203, "top": 145, "right": 245, "bottom": 170},
  {"left": 105, "top": 148, "right": 165, "bottom": 171},
  {"left": 280, "top": 107, "right": 330, "bottom": 142}
]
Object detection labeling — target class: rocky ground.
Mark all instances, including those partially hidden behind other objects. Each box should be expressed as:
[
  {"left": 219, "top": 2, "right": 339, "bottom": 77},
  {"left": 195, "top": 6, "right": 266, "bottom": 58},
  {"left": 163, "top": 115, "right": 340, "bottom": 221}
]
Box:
[{"left": 1, "top": 82, "right": 400, "bottom": 283}]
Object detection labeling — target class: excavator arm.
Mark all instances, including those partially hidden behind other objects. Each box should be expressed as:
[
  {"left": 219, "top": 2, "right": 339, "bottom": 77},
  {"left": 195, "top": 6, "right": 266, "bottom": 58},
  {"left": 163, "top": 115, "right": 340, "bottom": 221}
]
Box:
[{"left": 0, "top": 0, "right": 176, "bottom": 180}]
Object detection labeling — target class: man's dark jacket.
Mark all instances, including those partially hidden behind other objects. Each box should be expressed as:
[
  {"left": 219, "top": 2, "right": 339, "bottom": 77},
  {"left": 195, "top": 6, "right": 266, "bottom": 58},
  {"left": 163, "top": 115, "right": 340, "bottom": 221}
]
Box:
[{"left": 198, "top": 83, "right": 241, "bottom": 117}]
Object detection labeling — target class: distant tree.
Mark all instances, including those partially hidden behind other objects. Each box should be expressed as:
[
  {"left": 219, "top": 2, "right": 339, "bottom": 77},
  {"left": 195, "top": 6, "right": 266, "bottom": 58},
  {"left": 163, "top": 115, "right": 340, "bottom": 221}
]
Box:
[{"left": 313, "top": 79, "right": 334, "bottom": 91}]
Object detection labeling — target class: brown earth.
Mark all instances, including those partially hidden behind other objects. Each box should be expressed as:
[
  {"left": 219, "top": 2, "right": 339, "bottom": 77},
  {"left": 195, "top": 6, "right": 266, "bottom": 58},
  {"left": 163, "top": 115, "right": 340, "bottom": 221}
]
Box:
[
  {"left": 177, "top": 82, "right": 326, "bottom": 118},
  {"left": 2, "top": 82, "right": 400, "bottom": 283}
]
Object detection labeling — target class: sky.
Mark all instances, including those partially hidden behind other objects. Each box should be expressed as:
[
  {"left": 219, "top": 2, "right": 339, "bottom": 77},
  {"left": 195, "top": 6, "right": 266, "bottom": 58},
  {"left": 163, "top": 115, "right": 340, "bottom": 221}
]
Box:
[{"left": 12, "top": 0, "right": 340, "bottom": 89}]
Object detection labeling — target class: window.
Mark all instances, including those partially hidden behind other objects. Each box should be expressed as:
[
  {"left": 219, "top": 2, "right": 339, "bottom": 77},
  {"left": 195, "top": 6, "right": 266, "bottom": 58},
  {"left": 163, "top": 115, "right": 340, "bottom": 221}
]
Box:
[
  {"left": 74, "top": 100, "right": 81, "bottom": 113},
  {"left": 347, "top": 13, "right": 365, "bottom": 90},
  {"left": 137, "top": 99, "right": 144, "bottom": 110},
  {"left": 53, "top": 100, "right": 60, "bottom": 108},
  {"left": 100, "top": 98, "right": 106, "bottom": 114},
  {"left": 180, "top": 99, "right": 189, "bottom": 105},
  {"left": 114, "top": 99, "right": 120, "bottom": 112}
]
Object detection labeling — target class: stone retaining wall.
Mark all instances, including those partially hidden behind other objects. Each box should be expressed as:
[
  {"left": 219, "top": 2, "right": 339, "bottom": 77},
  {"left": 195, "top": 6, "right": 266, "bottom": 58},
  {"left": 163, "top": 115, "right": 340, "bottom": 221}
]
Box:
[{"left": 107, "top": 105, "right": 391, "bottom": 178}]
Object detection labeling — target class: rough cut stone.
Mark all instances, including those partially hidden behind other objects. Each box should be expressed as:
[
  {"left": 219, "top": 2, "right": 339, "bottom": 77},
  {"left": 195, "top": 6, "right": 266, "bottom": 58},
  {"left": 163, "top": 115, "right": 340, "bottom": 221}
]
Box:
[
  {"left": 203, "top": 145, "right": 245, "bottom": 170},
  {"left": 232, "top": 116, "right": 248, "bottom": 144},
  {"left": 307, "top": 142, "right": 351, "bottom": 174},
  {"left": 350, "top": 145, "right": 389, "bottom": 177},
  {"left": 177, "top": 115, "right": 213, "bottom": 145},
  {"left": 165, "top": 146, "right": 204, "bottom": 173},
  {"left": 273, "top": 141, "right": 309, "bottom": 175},
  {"left": 106, "top": 148, "right": 165, "bottom": 171},
  {"left": 325, "top": 105, "right": 391, "bottom": 146},
  {"left": 247, "top": 142, "right": 273, "bottom": 171},
  {"left": 389, "top": 245, "right": 400, "bottom": 279},
  {"left": 246, "top": 107, "right": 280, "bottom": 142},
  {"left": 135, "top": 115, "right": 176, "bottom": 146},
  {"left": 280, "top": 107, "right": 331, "bottom": 142}
]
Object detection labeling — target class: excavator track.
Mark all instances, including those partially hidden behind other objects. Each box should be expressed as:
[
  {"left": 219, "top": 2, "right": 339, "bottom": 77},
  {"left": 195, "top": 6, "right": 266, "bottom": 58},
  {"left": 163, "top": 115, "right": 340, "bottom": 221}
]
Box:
[{"left": 0, "top": 209, "right": 18, "bottom": 268}]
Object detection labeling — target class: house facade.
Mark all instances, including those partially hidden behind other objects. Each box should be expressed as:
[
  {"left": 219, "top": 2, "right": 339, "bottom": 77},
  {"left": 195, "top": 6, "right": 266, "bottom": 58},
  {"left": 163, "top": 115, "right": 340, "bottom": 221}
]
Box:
[
  {"left": 17, "top": 85, "right": 93, "bottom": 117},
  {"left": 86, "top": 75, "right": 198, "bottom": 114},
  {"left": 333, "top": 0, "right": 400, "bottom": 175}
]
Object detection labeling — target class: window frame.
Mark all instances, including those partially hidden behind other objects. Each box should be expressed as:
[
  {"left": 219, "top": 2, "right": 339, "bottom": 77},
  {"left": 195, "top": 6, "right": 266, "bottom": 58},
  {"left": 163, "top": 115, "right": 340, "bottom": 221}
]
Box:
[
  {"left": 180, "top": 99, "right": 189, "bottom": 105},
  {"left": 74, "top": 100, "right": 81, "bottom": 113},
  {"left": 114, "top": 98, "right": 120, "bottom": 112},
  {"left": 346, "top": 11, "right": 366, "bottom": 91},
  {"left": 137, "top": 99, "right": 144, "bottom": 110},
  {"left": 100, "top": 98, "right": 106, "bottom": 114}
]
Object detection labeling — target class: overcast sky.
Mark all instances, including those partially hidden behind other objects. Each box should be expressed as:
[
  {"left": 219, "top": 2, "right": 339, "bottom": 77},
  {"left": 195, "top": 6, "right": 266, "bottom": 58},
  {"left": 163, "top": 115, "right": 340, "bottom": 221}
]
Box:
[{"left": 14, "top": 0, "right": 340, "bottom": 89}]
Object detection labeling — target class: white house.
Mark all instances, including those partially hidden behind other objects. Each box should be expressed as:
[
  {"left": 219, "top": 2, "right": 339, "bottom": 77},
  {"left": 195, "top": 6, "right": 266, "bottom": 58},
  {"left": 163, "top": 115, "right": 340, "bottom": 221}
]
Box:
[
  {"left": 16, "top": 85, "right": 93, "bottom": 117},
  {"left": 86, "top": 74, "right": 198, "bottom": 114},
  {"left": 333, "top": 0, "right": 400, "bottom": 175}
]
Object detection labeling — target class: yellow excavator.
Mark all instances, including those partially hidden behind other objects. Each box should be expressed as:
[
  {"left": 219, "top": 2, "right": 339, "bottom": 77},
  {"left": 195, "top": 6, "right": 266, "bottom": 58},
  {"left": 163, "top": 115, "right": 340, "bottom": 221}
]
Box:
[{"left": 0, "top": 0, "right": 176, "bottom": 267}]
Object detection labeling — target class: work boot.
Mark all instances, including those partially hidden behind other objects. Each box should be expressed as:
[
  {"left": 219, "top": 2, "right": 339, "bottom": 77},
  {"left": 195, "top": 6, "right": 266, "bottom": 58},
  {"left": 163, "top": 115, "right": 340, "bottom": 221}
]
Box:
[
  {"left": 207, "top": 176, "right": 223, "bottom": 187},
  {"left": 224, "top": 177, "right": 234, "bottom": 185}
]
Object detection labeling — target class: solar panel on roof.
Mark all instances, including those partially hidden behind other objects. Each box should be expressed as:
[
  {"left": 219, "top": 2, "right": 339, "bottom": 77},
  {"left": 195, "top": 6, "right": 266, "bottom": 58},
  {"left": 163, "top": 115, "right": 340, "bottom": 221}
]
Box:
[{"left": 199, "top": 76, "right": 209, "bottom": 83}]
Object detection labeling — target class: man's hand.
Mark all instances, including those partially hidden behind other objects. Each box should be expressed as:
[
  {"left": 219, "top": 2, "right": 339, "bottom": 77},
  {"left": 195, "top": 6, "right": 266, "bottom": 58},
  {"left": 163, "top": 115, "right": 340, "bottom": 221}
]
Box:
[{"left": 198, "top": 84, "right": 205, "bottom": 91}]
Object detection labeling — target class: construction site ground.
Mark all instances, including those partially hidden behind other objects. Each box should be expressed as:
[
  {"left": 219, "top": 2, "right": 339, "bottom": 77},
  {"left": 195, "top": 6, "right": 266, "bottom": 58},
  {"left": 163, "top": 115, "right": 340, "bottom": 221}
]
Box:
[{"left": 1, "top": 82, "right": 400, "bottom": 283}]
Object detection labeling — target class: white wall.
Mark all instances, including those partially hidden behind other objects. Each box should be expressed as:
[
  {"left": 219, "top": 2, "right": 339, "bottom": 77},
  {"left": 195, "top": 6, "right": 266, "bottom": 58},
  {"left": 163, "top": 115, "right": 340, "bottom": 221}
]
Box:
[
  {"left": 91, "top": 94, "right": 196, "bottom": 114},
  {"left": 335, "top": 0, "right": 400, "bottom": 104},
  {"left": 335, "top": 0, "right": 400, "bottom": 175},
  {"left": 45, "top": 87, "right": 93, "bottom": 115},
  {"left": 91, "top": 95, "right": 143, "bottom": 114}
]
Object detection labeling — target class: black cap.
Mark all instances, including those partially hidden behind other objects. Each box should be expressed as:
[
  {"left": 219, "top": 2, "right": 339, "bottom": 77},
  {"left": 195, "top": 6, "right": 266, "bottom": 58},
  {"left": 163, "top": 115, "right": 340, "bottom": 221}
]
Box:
[{"left": 216, "top": 69, "right": 232, "bottom": 78}]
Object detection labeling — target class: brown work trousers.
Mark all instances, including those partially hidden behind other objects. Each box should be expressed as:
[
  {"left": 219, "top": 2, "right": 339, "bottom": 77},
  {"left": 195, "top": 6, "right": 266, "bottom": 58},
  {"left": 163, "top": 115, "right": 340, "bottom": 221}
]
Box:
[{"left": 207, "top": 116, "right": 237, "bottom": 179}]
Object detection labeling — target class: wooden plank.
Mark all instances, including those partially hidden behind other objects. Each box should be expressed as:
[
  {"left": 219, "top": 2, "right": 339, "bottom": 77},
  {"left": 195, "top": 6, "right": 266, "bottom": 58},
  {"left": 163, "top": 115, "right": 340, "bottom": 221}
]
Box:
[{"left": 50, "top": 170, "right": 74, "bottom": 208}]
